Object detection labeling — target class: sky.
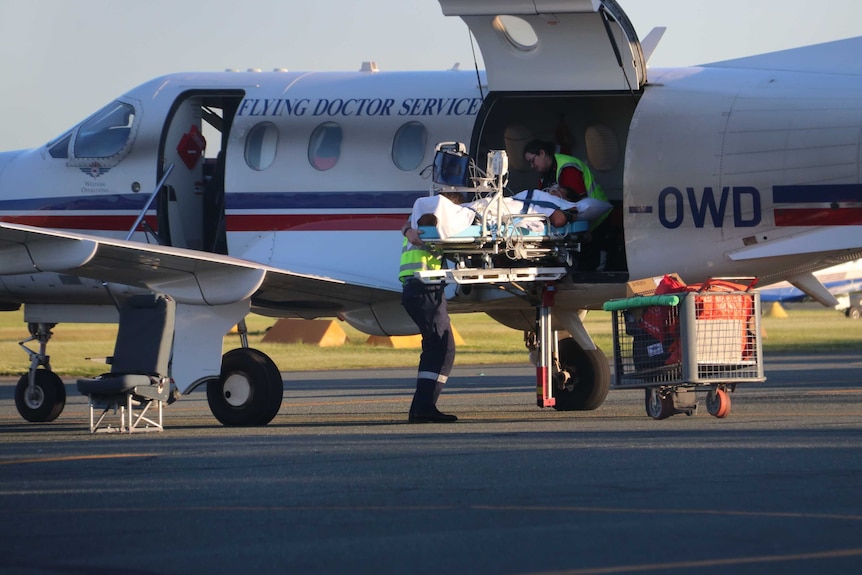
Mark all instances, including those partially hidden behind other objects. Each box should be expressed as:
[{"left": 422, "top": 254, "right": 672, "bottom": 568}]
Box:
[{"left": 2, "top": 0, "right": 862, "bottom": 151}]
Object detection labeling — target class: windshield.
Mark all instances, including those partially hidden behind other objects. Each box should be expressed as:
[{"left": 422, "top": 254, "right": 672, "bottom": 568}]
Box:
[{"left": 74, "top": 101, "right": 136, "bottom": 158}]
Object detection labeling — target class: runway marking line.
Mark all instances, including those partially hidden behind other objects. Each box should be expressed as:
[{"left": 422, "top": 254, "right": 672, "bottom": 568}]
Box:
[
  {"left": 471, "top": 504, "right": 862, "bottom": 522},
  {"left": 0, "top": 453, "right": 154, "bottom": 465},
  {"left": 10, "top": 503, "right": 859, "bottom": 524},
  {"left": 525, "top": 547, "right": 862, "bottom": 574}
]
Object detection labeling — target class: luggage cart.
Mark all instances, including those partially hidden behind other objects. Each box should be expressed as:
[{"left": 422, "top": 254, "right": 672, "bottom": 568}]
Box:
[{"left": 602, "top": 286, "right": 765, "bottom": 419}]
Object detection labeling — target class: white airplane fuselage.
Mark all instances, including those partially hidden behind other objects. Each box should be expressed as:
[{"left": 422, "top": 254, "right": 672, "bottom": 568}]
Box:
[{"left": 0, "top": 63, "right": 860, "bottom": 326}]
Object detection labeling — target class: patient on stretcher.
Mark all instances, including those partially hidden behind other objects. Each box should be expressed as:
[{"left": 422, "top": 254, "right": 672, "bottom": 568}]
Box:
[{"left": 409, "top": 190, "right": 612, "bottom": 240}]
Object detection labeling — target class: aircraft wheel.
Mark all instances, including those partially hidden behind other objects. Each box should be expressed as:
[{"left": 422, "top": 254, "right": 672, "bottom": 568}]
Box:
[
  {"left": 552, "top": 338, "right": 610, "bottom": 411},
  {"left": 15, "top": 370, "right": 66, "bottom": 423},
  {"left": 706, "top": 388, "right": 731, "bottom": 418},
  {"left": 645, "top": 388, "right": 674, "bottom": 420},
  {"left": 207, "top": 348, "right": 283, "bottom": 426},
  {"left": 848, "top": 307, "right": 861, "bottom": 320}
]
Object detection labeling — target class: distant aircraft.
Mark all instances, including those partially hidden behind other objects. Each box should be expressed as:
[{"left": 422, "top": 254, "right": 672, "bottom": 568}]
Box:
[
  {"left": 1, "top": 0, "right": 861, "bottom": 426},
  {"left": 758, "top": 259, "right": 862, "bottom": 304}
]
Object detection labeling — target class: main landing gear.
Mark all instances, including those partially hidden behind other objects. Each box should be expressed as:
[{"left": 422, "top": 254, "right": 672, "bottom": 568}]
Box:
[
  {"left": 14, "top": 323, "right": 66, "bottom": 423},
  {"left": 530, "top": 282, "right": 611, "bottom": 411},
  {"left": 207, "top": 347, "right": 284, "bottom": 426}
]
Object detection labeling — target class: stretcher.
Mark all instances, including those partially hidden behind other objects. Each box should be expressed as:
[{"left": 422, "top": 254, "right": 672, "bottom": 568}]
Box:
[
  {"left": 418, "top": 218, "right": 589, "bottom": 262},
  {"left": 412, "top": 144, "right": 600, "bottom": 269}
]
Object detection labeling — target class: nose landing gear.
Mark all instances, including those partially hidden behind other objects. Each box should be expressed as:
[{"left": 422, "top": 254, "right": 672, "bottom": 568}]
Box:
[{"left": 14, "top": 323, "right": 66, "bottom": 422}]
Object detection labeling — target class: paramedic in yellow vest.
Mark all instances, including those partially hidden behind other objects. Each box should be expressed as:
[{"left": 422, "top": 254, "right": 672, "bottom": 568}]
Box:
[
  {"left": 523, "top": 138, "right": 612, "bottom": 270},
  {"left": 399, "top": 214, "right": 457, "bottom": 423}
]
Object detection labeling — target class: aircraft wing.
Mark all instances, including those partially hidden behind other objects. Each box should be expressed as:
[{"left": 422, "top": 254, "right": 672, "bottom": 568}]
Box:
[
  {"left": 727, "top": 225, "right": 862, "bottom": 263},
  {"left": 727, "top": 225, "right": 862, "bottom": 306},
  {"left": 0, "top": 223, "right": 397, "bottom": 313}
]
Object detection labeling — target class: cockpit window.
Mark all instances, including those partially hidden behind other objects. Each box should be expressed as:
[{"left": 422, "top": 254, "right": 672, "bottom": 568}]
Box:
[
  {"left": 74, "top": 102, "right": 136, "bottom": 158},
  {"left": 308, "top": 122, "right": 343, "bottom": 171},
  {"left": 392, "top": 121, "right": 427, "bottom": 171},
  {"left": 48, "top": 132, "right": 72, "bottom": 159}
]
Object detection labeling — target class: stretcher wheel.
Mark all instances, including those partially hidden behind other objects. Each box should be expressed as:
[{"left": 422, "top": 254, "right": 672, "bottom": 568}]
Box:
[
  {"left": 645, "top": 388, "right": 674, "bottom": 420},
  {"left": 706, "top": 388, "right": 731, "bottom": 418}
]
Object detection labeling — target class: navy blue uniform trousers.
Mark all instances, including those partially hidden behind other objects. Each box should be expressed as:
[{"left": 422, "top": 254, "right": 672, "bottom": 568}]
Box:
[{"left": 401, "top": 279, "right": 455, "bottom": 388}]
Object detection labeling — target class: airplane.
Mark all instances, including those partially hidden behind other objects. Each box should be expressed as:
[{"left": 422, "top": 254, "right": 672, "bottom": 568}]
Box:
[
  {"left": 2, "top": 0, "right": 862, "bottom": 427},
  {"left": 758, "top": 259, "right": 862, "bottom": 304}
]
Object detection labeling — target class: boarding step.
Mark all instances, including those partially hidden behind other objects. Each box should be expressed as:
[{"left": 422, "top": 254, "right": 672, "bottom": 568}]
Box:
[{"left": 417, "top": 267, "right": 567, "bottom": 285}]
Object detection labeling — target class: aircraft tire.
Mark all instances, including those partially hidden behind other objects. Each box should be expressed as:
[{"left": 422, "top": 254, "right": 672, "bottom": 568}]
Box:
[
  {"left": 644, "top": 387, "right": 674, "bottom": 420},
  {"left": 15, "top": 369, "right": 66, "bottom": 423},
  {"left": 207, "top": 348, "right": 284, "bottom": 426},
  {"left": 552, "top": 338, "right": 610, "bottom": 411}
]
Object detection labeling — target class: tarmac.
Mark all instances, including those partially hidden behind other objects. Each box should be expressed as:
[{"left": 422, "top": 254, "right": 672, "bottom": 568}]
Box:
[{"left": 1, "top": 352, "right": 861, "bottom": 574}]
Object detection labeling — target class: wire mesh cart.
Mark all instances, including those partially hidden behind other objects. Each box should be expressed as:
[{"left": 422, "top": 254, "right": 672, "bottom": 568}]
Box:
[{"left": 603, "top": 287, "right": 765, "bottom": 419}]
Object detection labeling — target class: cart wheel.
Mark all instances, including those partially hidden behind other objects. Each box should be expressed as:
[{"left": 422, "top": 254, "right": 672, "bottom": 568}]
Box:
[
  {"left": 645, "top": 388, "right": 674, "bottom": 420},
  {"left": 706, "top": 388, "right": 731, "bottom": 418}
]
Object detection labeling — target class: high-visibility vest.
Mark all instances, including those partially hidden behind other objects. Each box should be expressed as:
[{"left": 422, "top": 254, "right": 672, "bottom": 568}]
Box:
[
  {"left": 555, "top": 153, "right": 611, "bottom": 228},
  {"left": 399, "top": 237, "right": 442, "bottom": 283}
]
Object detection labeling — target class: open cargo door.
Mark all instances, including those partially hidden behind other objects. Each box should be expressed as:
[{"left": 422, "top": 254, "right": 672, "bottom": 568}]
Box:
[{"left": 439, "top": 0, "right": 646, "bottom": 93}]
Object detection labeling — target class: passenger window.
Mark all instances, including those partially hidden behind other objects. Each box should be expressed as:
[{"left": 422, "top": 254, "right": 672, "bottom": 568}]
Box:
[
  {"left": 392, "top": 122, "right": 427, "bottom": 171},
  {"left": 74, "top": 102, "right": 135, "bottom": 158},
  {"left": 493, "top": 16, "right": 538, "bottom": 52},
  {"left": 308, "top": 122, "right": 342, "bottom": 171},
  {"left": 244, "top": 122, "right": 279, "bottom": 171}
]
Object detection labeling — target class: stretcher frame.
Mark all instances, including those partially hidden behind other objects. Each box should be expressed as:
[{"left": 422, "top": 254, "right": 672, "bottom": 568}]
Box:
[{"left": 417, "top": 185, "right": 590, "bottom": 267}]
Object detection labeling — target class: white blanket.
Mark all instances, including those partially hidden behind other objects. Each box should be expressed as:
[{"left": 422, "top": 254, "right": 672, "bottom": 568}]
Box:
[{"left": 410, "top": 191, "right": 611, "bottom": 240}]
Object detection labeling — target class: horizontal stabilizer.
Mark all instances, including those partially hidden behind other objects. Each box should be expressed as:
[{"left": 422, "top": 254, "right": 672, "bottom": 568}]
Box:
[{"left": 703, "top": 35, "right": 862, "bottom": 76}]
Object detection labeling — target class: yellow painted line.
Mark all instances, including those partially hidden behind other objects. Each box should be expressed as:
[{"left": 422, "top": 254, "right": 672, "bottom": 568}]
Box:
[
  {"left": 283, "top": 392, "right": 526, "bottom": 408},
  {"left": 525, "top": 547, "right": 862, "bottom": 574},
  {"left": 284, "top": 398, "right": 407, "bottom": 407},
  {"left": 0, "top": 453, "right": 155, "bottom": 465}
]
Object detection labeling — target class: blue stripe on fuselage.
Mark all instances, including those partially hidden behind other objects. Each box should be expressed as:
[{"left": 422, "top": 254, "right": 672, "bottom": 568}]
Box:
[{"left": 773, "top": 184, "right": 862, "bottom": 204}]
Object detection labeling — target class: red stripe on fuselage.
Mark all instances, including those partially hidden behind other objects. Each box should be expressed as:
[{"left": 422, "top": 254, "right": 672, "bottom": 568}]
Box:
[
  {"left": 0, "top": 213, "right": 406, "bottom": 232},
  {"left": 0, "top": 215, "right": 154, "bottom": 230},
  {"left": 774, "top": 208, "right": 862, "bottom": 226}
]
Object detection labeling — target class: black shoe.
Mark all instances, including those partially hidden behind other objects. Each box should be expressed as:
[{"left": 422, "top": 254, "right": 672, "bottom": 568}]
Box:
[{"left": 408, "top": 410, "right": 458, "bottom": 424}]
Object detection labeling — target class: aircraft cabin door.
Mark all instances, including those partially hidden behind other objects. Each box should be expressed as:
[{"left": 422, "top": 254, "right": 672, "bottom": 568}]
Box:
[
  {"left": 158, "top": 91, "right": 242, "bottom": 254},
  {"left": 160, "top": 98, "right": 205, "bottom": 250},
  {"left": 439, "top": 0, "right": 647, "bottom": 277},
  {"left": 438, "top": 0, "right": 647, "bottom": 92}
]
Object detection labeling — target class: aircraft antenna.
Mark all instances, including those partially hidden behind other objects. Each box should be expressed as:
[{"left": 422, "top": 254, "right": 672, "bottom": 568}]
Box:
[{"left": 468, "top": 30, "right": 485, "bottom": 102}]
